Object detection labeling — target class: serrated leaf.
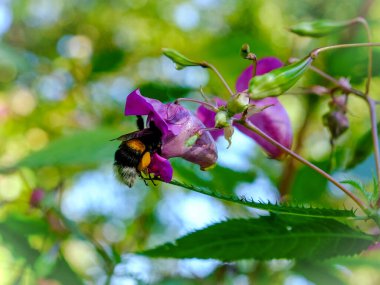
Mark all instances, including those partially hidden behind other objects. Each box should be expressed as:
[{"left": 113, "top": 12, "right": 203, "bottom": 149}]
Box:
[
  {"left": 169, "top": 180, "right": 356, "bottom": 218},
  {"left": 327, "top": 256, "right": 380, "bottom": 269},
  {"left": 289, "top": 19, "right": 351, "bottom": 37},
  {"left": 0, "top": 128, "right": 121, "bottom": 172},
  {"left": 140, "top": 216, "right": 374, "bottom": 261},
  {"left": 340, "top": 179, "right": 371, "bottom": 202}
]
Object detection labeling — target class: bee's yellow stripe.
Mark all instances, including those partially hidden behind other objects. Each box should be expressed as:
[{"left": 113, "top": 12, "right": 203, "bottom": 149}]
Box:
[
  {"left": 138, "top": 152, "right": 151, "bottom": 172},
  {"left": 126, "top": 139, "right": 146, "bottom": 153}
]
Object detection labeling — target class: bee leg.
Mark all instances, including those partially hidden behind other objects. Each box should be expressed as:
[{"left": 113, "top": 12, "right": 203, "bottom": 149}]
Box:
[
  {"left": 139, "top": 173, "right": 149, "bottom": 186},
  {"left": 136, "top": 115, "right": 144, "bottom": 130},
  {"left": 148, "top": 172, "right": 157, "bottom": 186}
]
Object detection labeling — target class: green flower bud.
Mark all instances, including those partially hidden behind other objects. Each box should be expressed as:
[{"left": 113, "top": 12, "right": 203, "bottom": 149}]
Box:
[
  {"left": 248, "top": 56, "right": 313, "bottom": 99},
  {"left": 289, "top": 19, "right": 351, "bottom": 38},
  {"left": 240, "top": 43, "right": 250, "bottom": 59},
  {"left": 215, "top": 110, "right": 230, "bottom": 128},
  {"left": 227, "top": 92, "right": 250, "bottom": 115},
  {"left": 162, "top": 48, "right": 202, "bottom": 70},
  {"left": 185, "top": 133, "right": 200, "bottom": 147}
]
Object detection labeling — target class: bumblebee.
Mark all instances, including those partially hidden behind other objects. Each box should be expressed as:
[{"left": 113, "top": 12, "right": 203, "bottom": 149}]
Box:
[{"left": 113, "top": 116, "right": 162, "bottom": 187}]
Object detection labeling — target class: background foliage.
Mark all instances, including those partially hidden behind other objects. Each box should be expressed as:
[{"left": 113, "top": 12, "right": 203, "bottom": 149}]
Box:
[{"left": 1, "top": 0, "right": 380, "bottom": 284}]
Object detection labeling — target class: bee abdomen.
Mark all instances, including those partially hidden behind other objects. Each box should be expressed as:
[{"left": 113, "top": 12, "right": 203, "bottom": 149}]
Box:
[
  {"left": 114, "top": 145, "right": 141, "bottom": 167},
  {"left": 114, "top": 165, "right": 137, "bottom": 187}
]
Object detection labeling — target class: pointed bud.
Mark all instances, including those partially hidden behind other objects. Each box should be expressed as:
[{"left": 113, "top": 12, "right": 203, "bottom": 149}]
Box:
[
  {"left": 224, "top": 125, "right": 234, "bottom": 149},
  {"left": 289, "top": 19, "right": 351, "bottom": 38},
  {"left": 248, "top": 56, "right": 313, "bottom": 99},
  {"left": 240, "top": 43, "right": 250, "bottom": 59},
  {"left": 227, "top": 92, "right": 250, "bottom": 115},
  {"left": 162, "top": 48, "right": 203, "bottom": 70}
]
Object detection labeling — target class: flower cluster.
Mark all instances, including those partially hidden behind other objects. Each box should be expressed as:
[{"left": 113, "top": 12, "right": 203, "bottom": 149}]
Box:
[{"left": 121, "top": 57, "right": 293, "bottom": 184}]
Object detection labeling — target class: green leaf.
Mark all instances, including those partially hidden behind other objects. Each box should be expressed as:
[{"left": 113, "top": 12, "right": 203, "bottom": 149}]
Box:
[
  {"left": 48, "top": 256, "right": 84, "bottom": 285},
  {"left": 248, "top": 56, "right": 313, "bottom": 99},
  {"left": 172, "top": 159, "right": 257, "bottom": 195},
  {"left": 289, "top": 19, "right": 351, "bottom": 38},
  {"left": 293, "top": 261, "right": 345, "bottom": 285},
  {"left": 162, "top": 48, "right": 203, "bottom": 70},
  {"left": 340, "top": 179, "right": 371, "bottom": 202},
  {"left": 327, "top": 256, "right": 380, "bottom": 269},
  {"left": 291, "top": 161, "right": 330, "bottom": 203},
  {"left": 34, "top": 245, "right": 59, "bottom": 278},
  {"left": 0, "top": 214, "right": 49, "bottom": 264},
  {"left": 169, "top": 180, "right": 356, "bottom": 218},
  {"left": 1, "top": 128, "right": 121, "bottom": 172},
  {"left": 92, "top": 47, "right": 125, "bottom": 73},
  {"left": 347, "top": 124, "right": 379, "bottom": 169},
  {"left": 139, "top": 82, "right": 193, "bottom": 102},
  {"left": 140, "top": 215, "right": 374, "bottom": 260}
]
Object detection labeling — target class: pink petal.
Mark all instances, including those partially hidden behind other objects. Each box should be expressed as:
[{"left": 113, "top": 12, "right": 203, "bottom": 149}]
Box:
[
  {"left": 234, "top": 97, "right": 293, "bottom": 159},
  {"left": 234, "top": 57, "right": 292, "bottom": 158},
  {"left": 236, "top": 57, "right": 283, "bottom": 92},
  {"left": 148, "top": 153, "right": 173, "bottom": 182},
  {"left": 196, "top": 98, "right": 225, "bottom": 140}
]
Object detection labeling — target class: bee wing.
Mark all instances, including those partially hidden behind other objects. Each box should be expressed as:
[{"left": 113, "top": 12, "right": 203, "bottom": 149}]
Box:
[{"left": 111, "top": 129, "right": 156, "bottom": 142}]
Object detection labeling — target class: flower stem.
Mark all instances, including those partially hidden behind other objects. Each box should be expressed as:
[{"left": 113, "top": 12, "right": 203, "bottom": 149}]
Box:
[
  {"left": 353, "top": 17, "right": 373, "bottom": 95},
  {"left": 201, "top": 62, "right": 235, "bottom": 96},
  {"left": 175, "top": 98, "right": 219, "bottom": 112},
  {"left": 309, "top": 65, "right": 365, "bottom": 97},
  {"left": 311, "top": 42, "right": 380, "bottom": 58},
  {"left": 237, "top": 119, "right": 368, "bottom": 213},
  {"left": 309, "top": 65, "right": 380, "bottom": 198},
  {"left": 367, "top": 97, "right": 380, "bottom": 206}
]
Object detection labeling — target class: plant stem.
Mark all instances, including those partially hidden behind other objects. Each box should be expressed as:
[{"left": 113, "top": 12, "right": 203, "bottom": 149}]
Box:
[
  {"left": 311, "top": 42, "right": 380, "bottom": 58},
  {"left": 237, "top": 119, "right": 368, "bottom": 213},
  {"left": 354, "top": 17, "right": 373, "bottom": 95},
  {"left": 201, "top": 62, "right": 235, "bottom": 96},
  {"left": 175, "top": 98, "right": 219, "bottom": 112},
  {"left": 309, "top": 65, "right": 380, "bottom": 198},
  {"left": 367, "top": 97, "right": 380, "bottom": 205},
  {"left": 309, "top": 65, "right": 367, "bottom": 99}
]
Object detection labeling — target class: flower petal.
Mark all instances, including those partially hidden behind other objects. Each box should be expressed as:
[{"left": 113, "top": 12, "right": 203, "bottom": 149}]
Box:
[
  {"left": 235, "top": 97, "right": 293, "bottom": 159},
  {"left": 236, "top": 57, "right": 283, "bottom": 92},
  {"left": 160, "top": 104, "right": 218, "bottom": 169},
  {"left": 148, "top": 153, "right": 173, "bottom": 182},
  {"left": 125, "top": 90, "right": 218, "bottom": 169}
]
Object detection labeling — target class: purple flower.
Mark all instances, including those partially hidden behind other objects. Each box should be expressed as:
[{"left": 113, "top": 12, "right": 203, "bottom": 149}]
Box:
[
  {"left": 197, "top": 57, "right": 293, "bottom": 159},
  {"left": 125, "top": 89, "right": 218, "bottom": 181}
]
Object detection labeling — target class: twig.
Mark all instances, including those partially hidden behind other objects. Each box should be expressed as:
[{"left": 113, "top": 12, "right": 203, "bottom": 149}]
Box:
[{"left": 237, "top": 119, "right": 368, "bottom": 213}]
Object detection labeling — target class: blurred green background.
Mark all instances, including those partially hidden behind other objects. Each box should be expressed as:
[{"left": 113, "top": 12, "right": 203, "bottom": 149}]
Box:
[{"left": 1, "top": 0, "right": 380, "bottom": 284}]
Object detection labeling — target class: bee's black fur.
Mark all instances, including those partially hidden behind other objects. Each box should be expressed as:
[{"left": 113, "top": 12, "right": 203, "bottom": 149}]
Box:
[{"left": 113, "top": 118, "right": 162, "bottom": 187}]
